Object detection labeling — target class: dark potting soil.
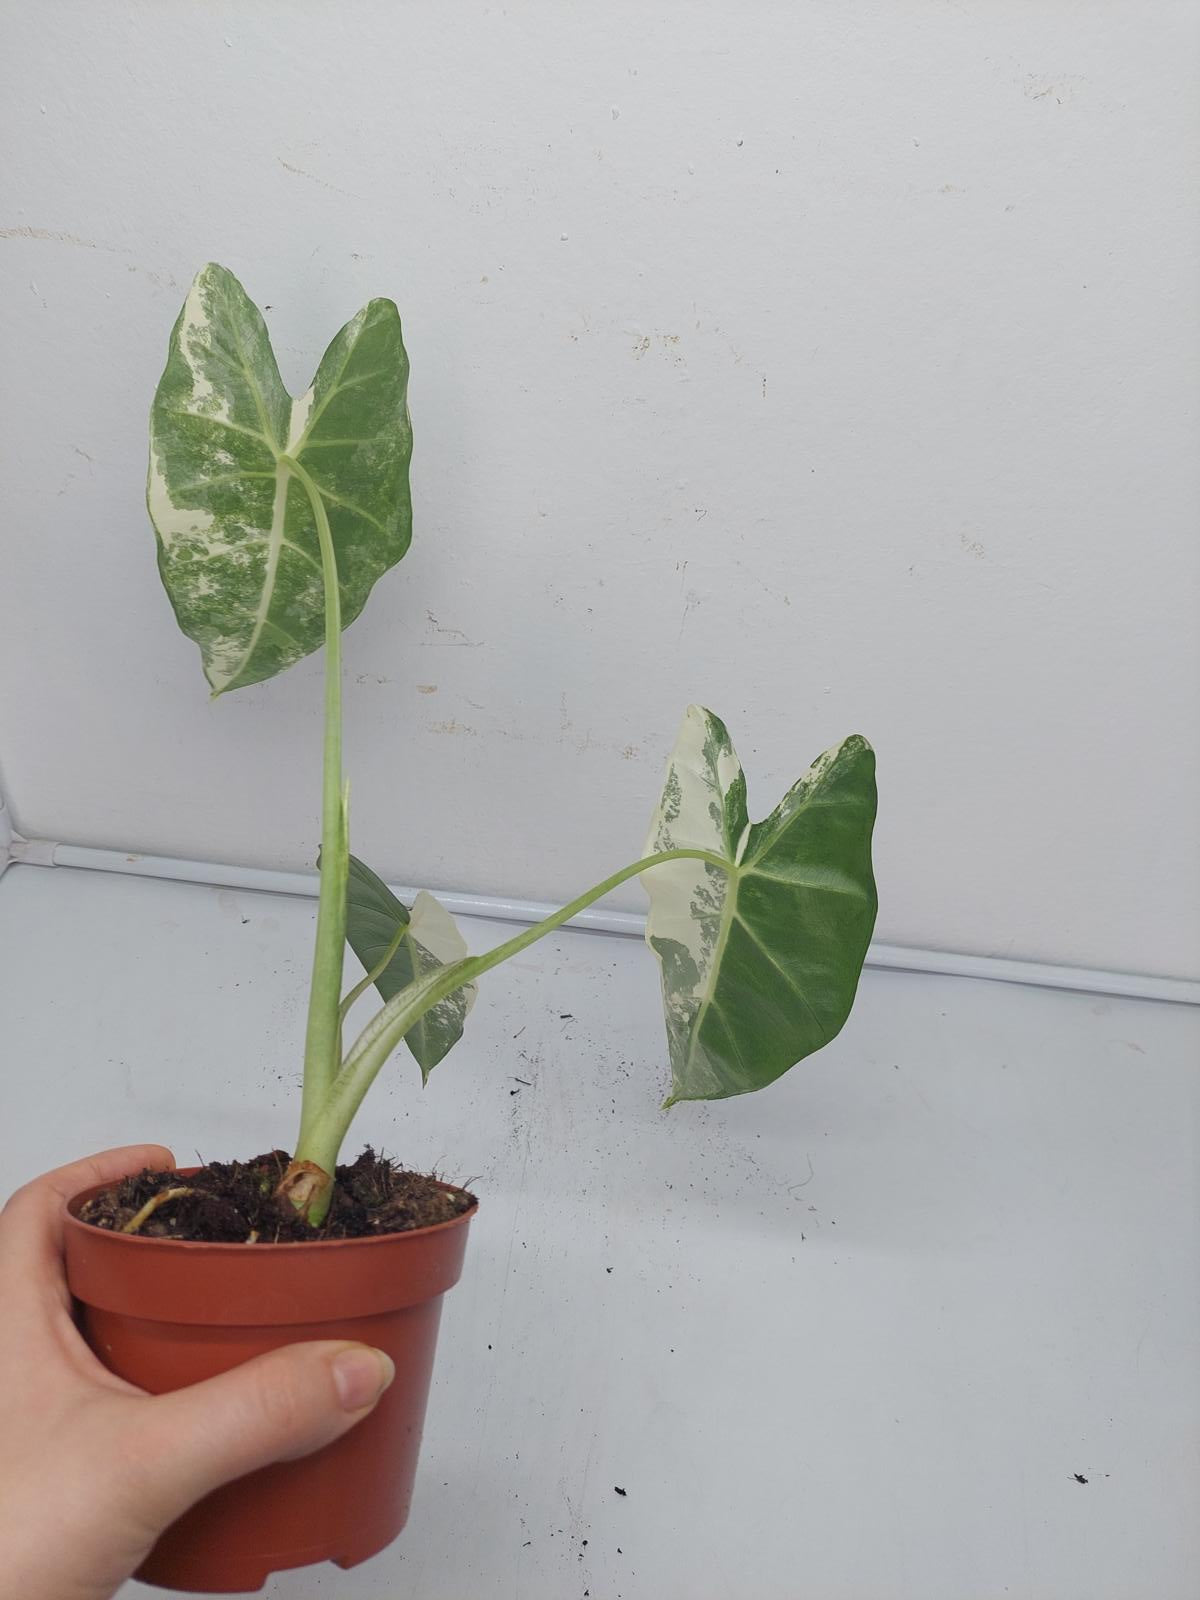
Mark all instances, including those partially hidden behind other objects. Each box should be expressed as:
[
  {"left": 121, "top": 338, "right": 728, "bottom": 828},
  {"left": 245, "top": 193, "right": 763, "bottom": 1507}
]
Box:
[{"left": 77, "top": 1148, "right": 475, "bottom": 1242}]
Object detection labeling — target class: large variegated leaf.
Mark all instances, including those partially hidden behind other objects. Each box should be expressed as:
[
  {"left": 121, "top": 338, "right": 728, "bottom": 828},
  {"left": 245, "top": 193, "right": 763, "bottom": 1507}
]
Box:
[
  {"left": 644, "top": 706, "right": 877, "bottom": 1105},
  {"left": 344, "top": 855, "right": 476, "bottom": 1079},
  {"left": 148, "top": 262, "right": 412, "bottom": 694}
]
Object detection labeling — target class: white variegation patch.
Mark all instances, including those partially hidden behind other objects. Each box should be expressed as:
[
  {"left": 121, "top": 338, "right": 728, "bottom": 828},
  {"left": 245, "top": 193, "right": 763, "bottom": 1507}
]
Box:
[
  {"left": 409, "top": 890, "right": 478, "bottom": 1017},
  {"left": 146, "top": 450, "right": 217, "bottom": 549},
  {"left": 177, "top": 274, "right": 233, "bottom": 422},
  {"left": 287, "top": 386, "right": 314, "bottom": 453},
  {"left": 643, "top": 706, "right": 744, "bottom": 1075},
  {"left": 644, "top": 704, "right": 742, "bottom": 857},
  {"left": 403, "top": 890, "right": 478, "bottom": 1079}
]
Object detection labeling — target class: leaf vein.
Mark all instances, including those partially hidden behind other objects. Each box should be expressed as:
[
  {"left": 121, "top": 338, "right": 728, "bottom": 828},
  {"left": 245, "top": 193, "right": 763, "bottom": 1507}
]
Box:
[
  {"left": 747, "top": 867, "right": 865, "bottom": 900},
  {"left": 162, "top": 411, "right": 273, "bottom": 448},
  {"left": 169, "top": 470, "right": 277, "bottom": 495},
  {"left": 301, "top": 479, "right": 388, "bottom": 532},
  {"left": 733, "top": 913, "right": 828, "bottom": 1042},
  {"left": 280, "top": 538, "right": 324, "bottom": 575}
]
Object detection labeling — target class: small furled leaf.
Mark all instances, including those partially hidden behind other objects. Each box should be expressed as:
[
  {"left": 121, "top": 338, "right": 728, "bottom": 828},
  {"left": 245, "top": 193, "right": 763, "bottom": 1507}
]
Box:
[
  {"left": 344, "top": 855, "right": 476, "bottom": 1079},
  {"left": 148, "top": 262, "right": 412, "bottom": 694},
  {"left": 644, "top": 706, "right": 877, "bottom": 1105}
]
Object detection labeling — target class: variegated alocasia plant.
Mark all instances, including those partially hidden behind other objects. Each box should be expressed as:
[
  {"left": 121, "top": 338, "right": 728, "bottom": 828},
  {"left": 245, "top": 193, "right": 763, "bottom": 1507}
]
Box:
[{"left": 148, "top": 263, "right": 879, "bottom": 1226}]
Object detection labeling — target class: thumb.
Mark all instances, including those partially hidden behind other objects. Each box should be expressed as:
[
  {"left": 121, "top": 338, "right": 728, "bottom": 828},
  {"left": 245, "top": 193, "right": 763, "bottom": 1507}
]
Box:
[{"left": 127, "top": 1341, "right": 394, "bottom": 1528}]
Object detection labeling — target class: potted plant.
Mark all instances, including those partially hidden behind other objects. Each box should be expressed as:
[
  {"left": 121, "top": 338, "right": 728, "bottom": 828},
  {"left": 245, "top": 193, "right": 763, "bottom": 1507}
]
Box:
[{"left": 63, "top": 264, "right": 879, "bottom": 1592}]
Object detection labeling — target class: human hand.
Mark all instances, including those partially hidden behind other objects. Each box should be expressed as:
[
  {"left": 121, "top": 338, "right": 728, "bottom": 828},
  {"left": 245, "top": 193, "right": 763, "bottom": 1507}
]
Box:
[{"left": 0, "top": 1146, "right": 395, "bottom": 1600}]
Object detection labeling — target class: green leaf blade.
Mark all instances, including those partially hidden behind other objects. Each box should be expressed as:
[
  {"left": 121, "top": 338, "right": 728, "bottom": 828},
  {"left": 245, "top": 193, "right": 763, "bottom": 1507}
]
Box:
[
  {"left": 644, "top": 708, "right": 878, "bottom": 1105},
  {"left": 289, "top": 298, "right": 413, "bottom": 635},
  {"left": 343, "top": 853, "right": 413, "bottom": 989},
  {"left": 344, "top": 855, "right": 476, "bottom": 1080},
  {"left": 148, "top": 266, "right": 413, "bottom": 695}
]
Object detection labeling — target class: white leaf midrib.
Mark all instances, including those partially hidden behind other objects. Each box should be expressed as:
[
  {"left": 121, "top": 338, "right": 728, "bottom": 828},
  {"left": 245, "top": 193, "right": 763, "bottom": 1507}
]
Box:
[{"left": 215, "top": 388, "right": 310, "bottom": 693}]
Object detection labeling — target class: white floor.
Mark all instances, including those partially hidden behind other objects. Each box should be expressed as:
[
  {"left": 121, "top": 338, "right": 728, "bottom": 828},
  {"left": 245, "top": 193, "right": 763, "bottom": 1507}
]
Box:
[{"left": 2, "top": 863, "right": 1197, "bottom": 1600}]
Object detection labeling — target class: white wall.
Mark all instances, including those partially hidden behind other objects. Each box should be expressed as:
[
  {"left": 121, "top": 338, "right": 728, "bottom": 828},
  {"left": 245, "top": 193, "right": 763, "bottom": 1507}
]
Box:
[{"left": 2, "top": 1, "right": 1197, "bottom": 979}]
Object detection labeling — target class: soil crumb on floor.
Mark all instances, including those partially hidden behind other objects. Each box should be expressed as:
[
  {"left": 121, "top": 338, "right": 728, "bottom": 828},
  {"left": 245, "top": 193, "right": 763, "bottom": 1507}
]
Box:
[{"left": 78, "top": 1148, "right": 475, "bottom": 1242}]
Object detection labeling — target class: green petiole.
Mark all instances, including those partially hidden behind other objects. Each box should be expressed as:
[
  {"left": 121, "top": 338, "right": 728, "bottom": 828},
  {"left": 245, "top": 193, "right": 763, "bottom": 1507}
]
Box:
[
  {"left": 292, "top": 846, "right": 732, "bottom": 1220},
  {"left": 287, "top": 455, "right": 348, "bottom": 1154}
]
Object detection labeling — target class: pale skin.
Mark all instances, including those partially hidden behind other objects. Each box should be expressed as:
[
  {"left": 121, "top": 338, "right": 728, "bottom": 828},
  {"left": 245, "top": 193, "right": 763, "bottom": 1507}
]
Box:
[{"left": 0, "top": 1147, "right": 395, "bottom": 1600}]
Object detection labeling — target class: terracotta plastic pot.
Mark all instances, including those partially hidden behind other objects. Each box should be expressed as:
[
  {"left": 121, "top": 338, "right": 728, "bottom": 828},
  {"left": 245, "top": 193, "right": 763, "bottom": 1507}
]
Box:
[{"left": 63, "top": 1173, "right": 476, "bottom": 1593}]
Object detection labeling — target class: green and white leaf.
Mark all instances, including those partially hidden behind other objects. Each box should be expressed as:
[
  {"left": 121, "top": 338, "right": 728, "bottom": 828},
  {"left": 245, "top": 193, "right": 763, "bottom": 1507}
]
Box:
[
  {"left": 343, "top": 854, "right": 476, "bottom": 1080},
  {"left": 148, "top": 262, "right": 413, "bottom": 694},
  {"left": 644, "top": 706, "right": 878, "bottom": 1106}
]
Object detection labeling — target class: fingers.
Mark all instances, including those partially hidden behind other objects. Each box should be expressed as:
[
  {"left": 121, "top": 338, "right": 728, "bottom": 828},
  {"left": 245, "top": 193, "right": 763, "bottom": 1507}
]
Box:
[
  {"left": 126, "top": 1341, "right": 395, "bottom": 1528},
  {"left": 38, "top": 1145, "right": 176, "bottom": 1203},
  {"left": 0, "top": 1145, "right": 175, "bottom": 1281}
]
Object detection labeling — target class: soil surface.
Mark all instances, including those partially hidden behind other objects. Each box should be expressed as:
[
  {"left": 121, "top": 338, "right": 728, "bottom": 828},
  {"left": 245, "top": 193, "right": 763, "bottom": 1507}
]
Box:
[{"left": 77, "top": 1148, "right": 475, "bottom": 1242}]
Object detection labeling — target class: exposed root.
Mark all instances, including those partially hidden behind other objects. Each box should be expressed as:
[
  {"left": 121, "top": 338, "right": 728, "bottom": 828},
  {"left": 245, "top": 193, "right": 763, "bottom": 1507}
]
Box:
[{"left": 120, "top": 1186, "right": 193, "bottom": 1235}]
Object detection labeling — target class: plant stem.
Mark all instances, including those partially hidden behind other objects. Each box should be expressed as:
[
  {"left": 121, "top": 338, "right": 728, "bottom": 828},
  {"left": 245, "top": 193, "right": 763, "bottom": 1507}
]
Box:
[
  {"left": 296, "top": 846, "right": 731, "bottom": 1185},
  {"left": 283, "top": 455, "right": 349, "bottom": 1154}
]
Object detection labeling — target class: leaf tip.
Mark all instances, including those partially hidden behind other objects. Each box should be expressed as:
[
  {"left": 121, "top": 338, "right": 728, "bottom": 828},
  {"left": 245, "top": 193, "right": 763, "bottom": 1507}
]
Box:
[{"left": 194, "top": 259, "right": 234, "bottom": 285}]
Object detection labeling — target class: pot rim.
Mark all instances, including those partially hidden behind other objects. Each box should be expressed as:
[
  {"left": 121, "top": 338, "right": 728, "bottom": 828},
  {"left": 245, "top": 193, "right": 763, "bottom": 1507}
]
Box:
[{"left": 64, "top": 1170, "right": 478, "bottom": 1254}]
